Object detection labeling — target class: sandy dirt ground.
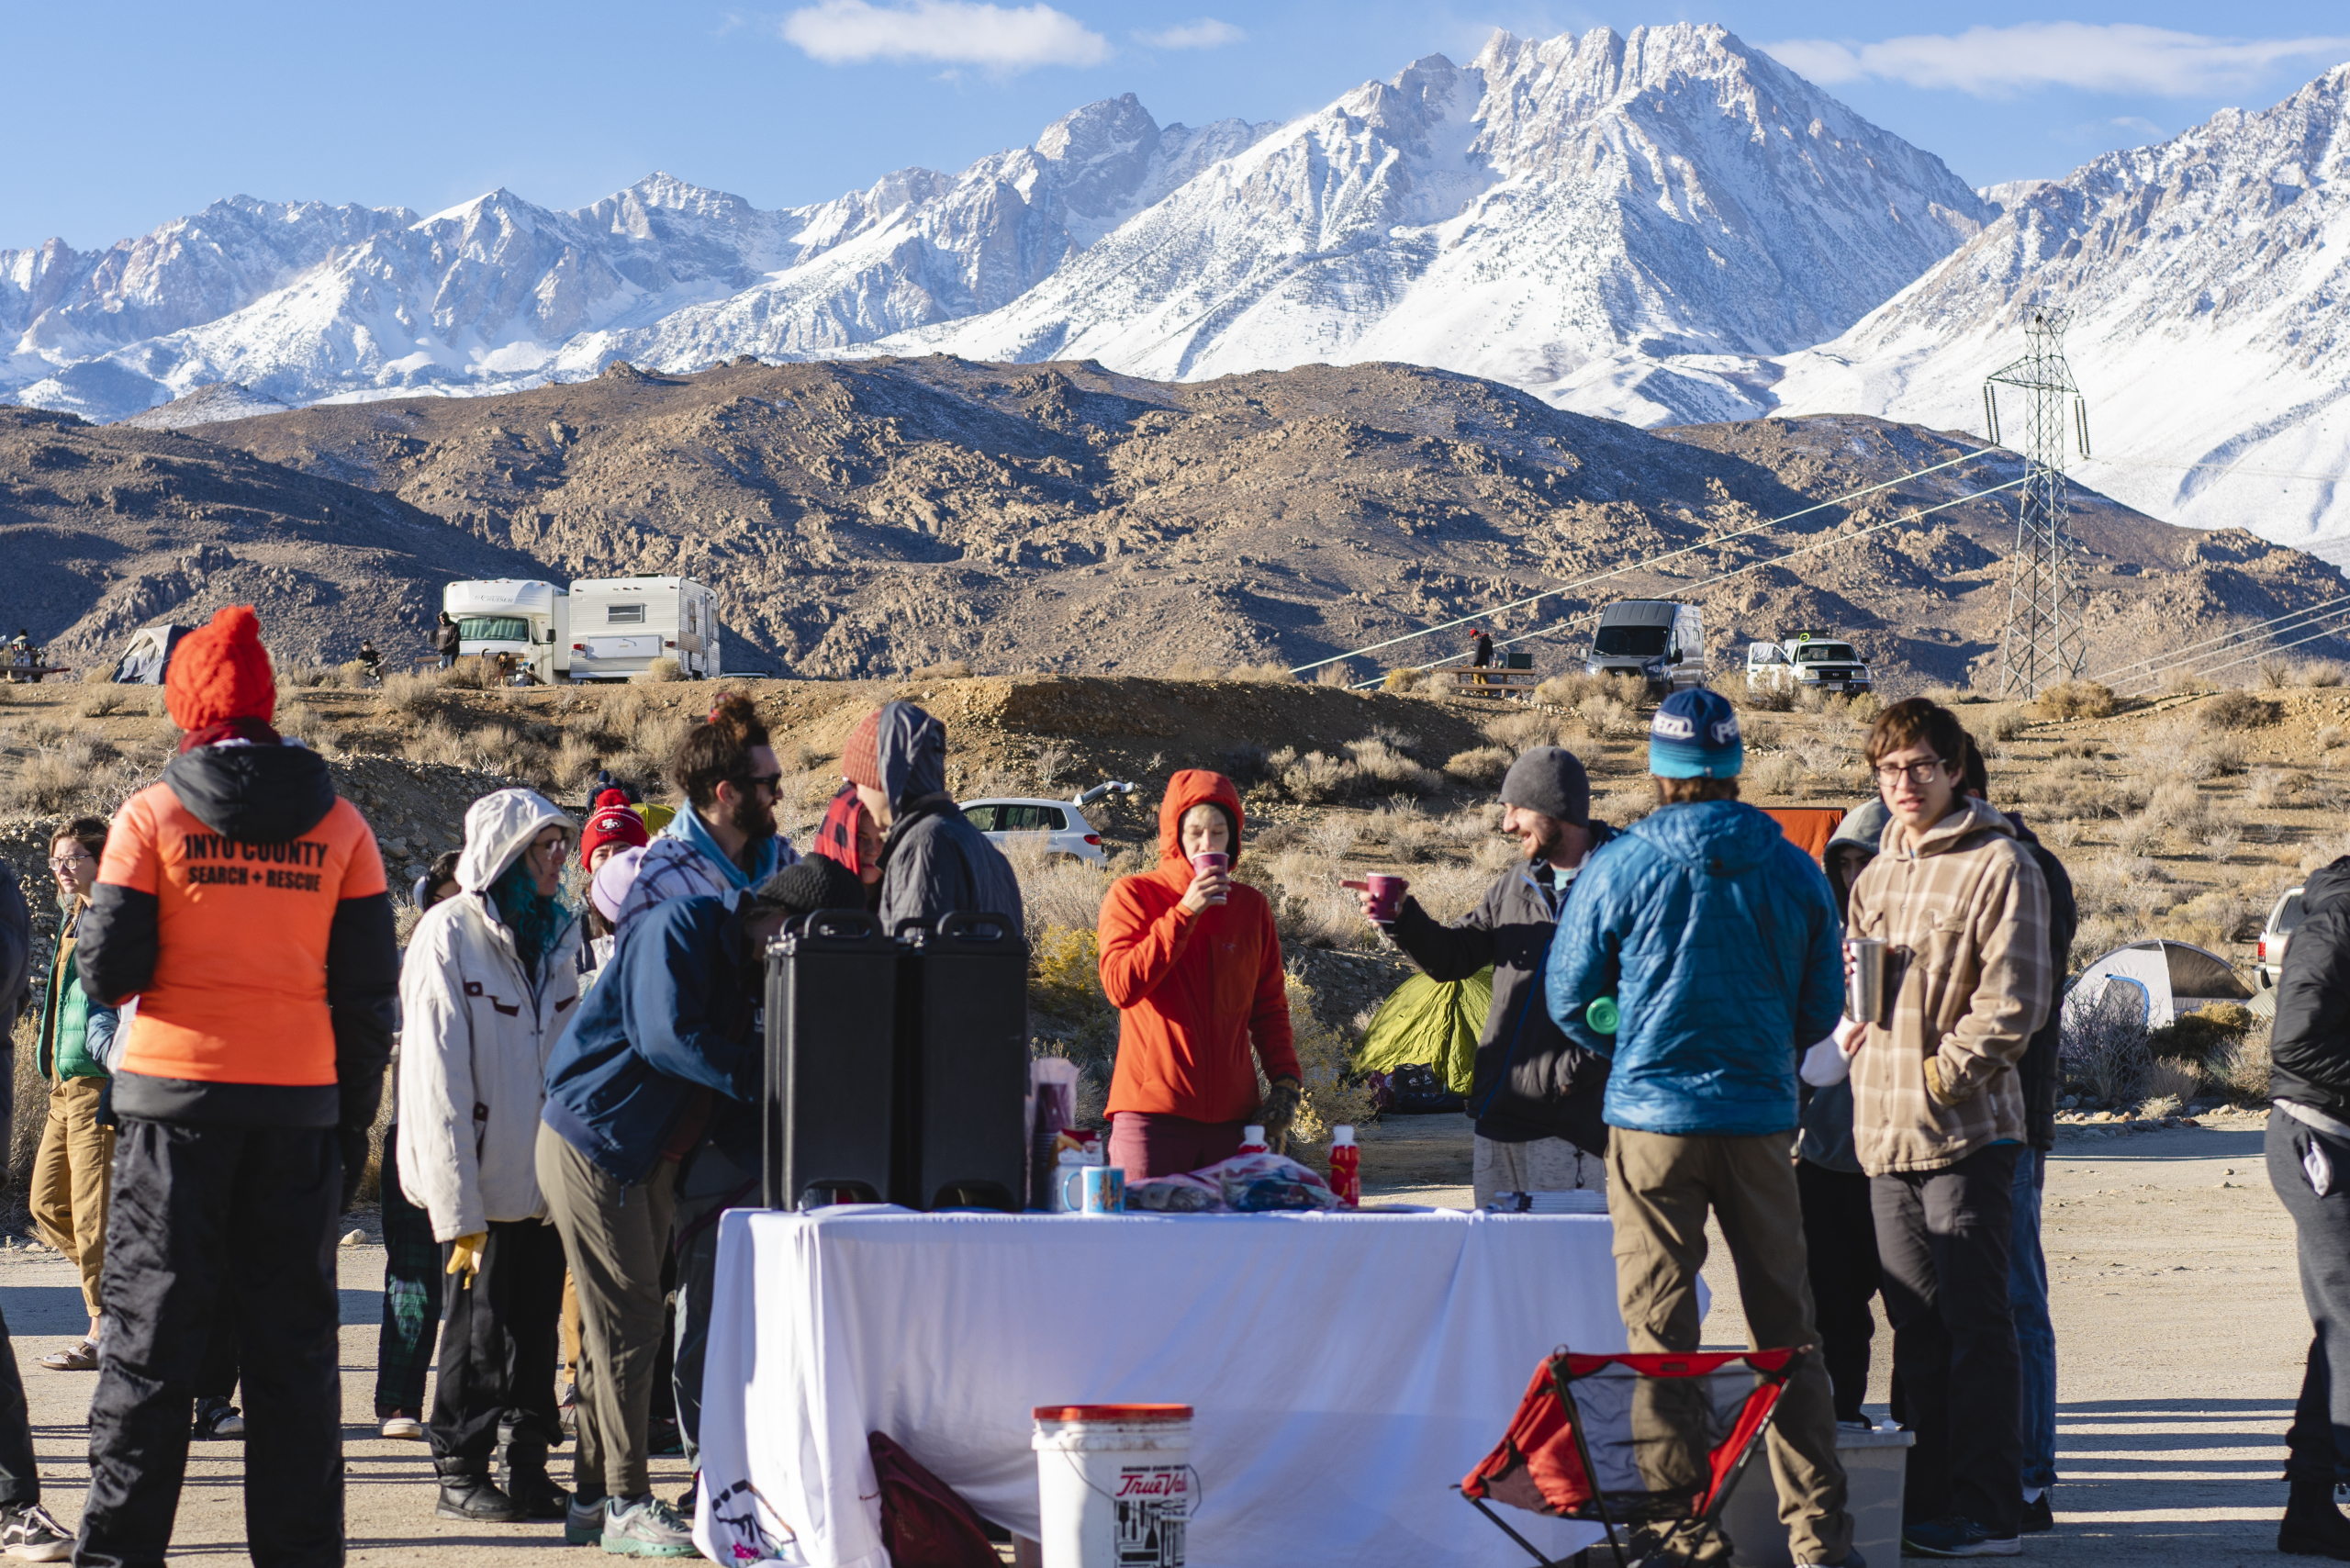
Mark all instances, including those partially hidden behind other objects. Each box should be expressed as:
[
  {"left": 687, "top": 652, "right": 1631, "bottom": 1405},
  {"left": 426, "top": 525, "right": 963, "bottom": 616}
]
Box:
[{"left": 0, "top": 1108, "right": 2307, "bottom": 1564}]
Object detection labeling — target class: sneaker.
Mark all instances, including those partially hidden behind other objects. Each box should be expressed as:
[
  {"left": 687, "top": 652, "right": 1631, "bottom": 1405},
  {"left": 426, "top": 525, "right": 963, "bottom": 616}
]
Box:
[
  {"left": 1902, "top": 1517, "right": 2020, "bottom": 1558},
  {"left": 2020, "top": 1493, "right": 2054, "bottom": 1534},
  {"left": 0, "top": 1502, "right": 72, "bottom": 1562},
  {"left": 379, "top": 1412, "right": 428, "bottom": 1441},
  {"left": 599, "top": 1495, "right": 698, "bottom": 1558},
  {"left": 193, "top": 1398, "right": 245, "bottom": 1439},
  {"left": 566, "top": 1495, "right": 609, "bottom": 1547},
  {"left": 646, "top": 1417, "right": 683, "bottom": 1457}
]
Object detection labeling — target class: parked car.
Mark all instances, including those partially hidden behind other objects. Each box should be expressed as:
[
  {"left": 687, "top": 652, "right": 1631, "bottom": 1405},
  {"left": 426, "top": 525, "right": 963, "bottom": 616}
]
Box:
[
  {"left": 1746, "top": 631, "right": 1874, "bottom": 696},
  {"left": 2257, "top": 885, "right": 2307, "bottom": 990},
  {"left": 961, "top": 783, "right": 1135, "bottom": 868}
]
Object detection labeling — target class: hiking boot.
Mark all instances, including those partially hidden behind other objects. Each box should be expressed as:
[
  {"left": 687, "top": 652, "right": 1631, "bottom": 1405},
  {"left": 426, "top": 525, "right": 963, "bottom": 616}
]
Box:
[
  {"left": 565, "top": 1495, "right": 609, "bottom": 1547},
  {"left": 2020, "top": 1492, "right": 2054, "bottom": 1534},
  {"left": 1901, "top": 1517, "right": 2020, "bottom": 1558},
  {"left": 498, "top": 1461, "right": 572, "bottom": 1523},
  {"left": 0, "top": 1502, "right": 72, "bottom": 1562},
  {"left": 2280, "top": 1476, "right": 2350, "bottom": 1559},
  {"left": 599, "top": 1495, "right": 698, "bottom": 1558},
  {"left": 436, "top": 1473, "right": 527, "bottom": 1524},
  {"left": 192, "top": 1398, "right": 245, "bottom": 1439}
]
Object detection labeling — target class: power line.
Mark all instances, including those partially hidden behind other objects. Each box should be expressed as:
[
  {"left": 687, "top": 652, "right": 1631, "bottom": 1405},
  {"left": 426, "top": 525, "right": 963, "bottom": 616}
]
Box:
[
  {"left": 2177, "top": 610, "right": 2350, "bottom": 686},
  {"left": 1356, "top": 471, "right": 2032, "bottom": 686},
  {"left": 2098, "top": 593, "right": 2350, "bottom": 689},
  {"left": 1288, "top": 448, "right": 1992, "bottom": 674}
]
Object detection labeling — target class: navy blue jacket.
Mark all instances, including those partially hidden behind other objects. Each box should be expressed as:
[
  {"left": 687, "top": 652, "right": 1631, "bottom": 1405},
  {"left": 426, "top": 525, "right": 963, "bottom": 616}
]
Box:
[
  {"left": 543, "top": 890, "right": 763, "bottom": 1185},
  {"left": 1544, "top": 799, "right": 1843, "bottom": 1137}
]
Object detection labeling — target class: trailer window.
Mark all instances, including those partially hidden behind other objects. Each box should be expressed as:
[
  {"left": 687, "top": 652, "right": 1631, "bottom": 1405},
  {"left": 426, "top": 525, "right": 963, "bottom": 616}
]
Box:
[
  {"left": 606, "top": 603, "right": 646, "bottom": 624},
  {"left": 458, "top": 616, "right": 531, "bottom": 643}
]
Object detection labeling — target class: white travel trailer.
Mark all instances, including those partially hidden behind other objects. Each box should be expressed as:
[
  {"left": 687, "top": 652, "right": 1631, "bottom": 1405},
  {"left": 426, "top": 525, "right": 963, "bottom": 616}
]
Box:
[
  {"left": 565, "top": 576, "right": 720, "bottom": 681},
  {"left": 445, "top": 579, "right": 567, "bottom": 685}
]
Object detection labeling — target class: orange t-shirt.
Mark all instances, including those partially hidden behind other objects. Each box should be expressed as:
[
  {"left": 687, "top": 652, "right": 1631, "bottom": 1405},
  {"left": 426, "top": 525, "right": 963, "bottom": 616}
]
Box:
[{"left": 98, "top": 781, "right": 386, "bottom": 1086}]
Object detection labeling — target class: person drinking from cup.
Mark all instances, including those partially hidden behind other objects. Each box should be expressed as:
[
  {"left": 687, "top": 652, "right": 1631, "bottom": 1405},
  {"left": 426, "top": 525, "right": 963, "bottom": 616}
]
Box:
[
  {"left": 1845, "top": 698, "right": 2053, "bottom": 1559},
  {"left": 1358, "top": 747, "right": 1615, "bottom": 1207},
  {"left": 1096, "top": 770, "right": 1301, "bottom": 1179}
]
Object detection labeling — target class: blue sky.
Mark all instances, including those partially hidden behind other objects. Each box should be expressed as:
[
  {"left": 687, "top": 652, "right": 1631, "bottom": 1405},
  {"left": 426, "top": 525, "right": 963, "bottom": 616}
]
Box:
[{"left": 6, "top": 1, "right": 2348, "bottom": 251}]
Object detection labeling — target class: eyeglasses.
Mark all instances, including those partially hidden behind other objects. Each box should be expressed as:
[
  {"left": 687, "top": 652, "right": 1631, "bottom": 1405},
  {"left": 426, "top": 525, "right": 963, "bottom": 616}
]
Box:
[
  {"left": 742, "top": 772, "right": 784, "bottom": 797},
  {"left": 1873, "top": 759, "right": 1949, "bottom": 787},
  {"left": 48, "top": 853, "right": 90, "bottom": 871}
]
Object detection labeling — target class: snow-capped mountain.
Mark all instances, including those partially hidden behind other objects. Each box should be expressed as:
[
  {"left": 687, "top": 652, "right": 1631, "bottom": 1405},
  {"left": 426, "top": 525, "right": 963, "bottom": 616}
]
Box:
[
  {"left": 3, "top": 95, "right": 1270, "bottom": 421},
  {"left": 879, "top": 26, "right": 1990, "bottom": 418},
  {"left": 1765, "top": 63, "right": 2350, "bottom": 554}
]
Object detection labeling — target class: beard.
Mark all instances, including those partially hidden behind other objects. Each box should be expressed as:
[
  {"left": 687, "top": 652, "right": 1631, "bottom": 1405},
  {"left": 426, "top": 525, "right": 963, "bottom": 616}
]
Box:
[
  {"left": 1516, "top": 815, "right": 1567, "bottom": 863},
  {"left": 730, "top": 788, "right": 778, "bottom": 844}
]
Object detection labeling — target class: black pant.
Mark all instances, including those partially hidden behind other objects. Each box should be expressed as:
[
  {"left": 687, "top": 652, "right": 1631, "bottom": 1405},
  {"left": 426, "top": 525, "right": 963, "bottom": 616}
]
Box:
[
  {"left": 2271, "top": 1110, "right": 2350, "bottom": 1483},
  {"left": 77, "top": 1120, "right": 343, "bottom": 1568},
  {"left": 428, "top": 1219, "right": 567, "bottom": 1475},
  {"left": 1798, "top": 1159, "right": 1881, "bottom": 1425},
  {"left": 672, "top": 1137, "right": 758, "bottom": 1469},
  {"left": 0, "top": 1304, "right": 36, "bottom": 1508},
  {"left": 1872, "top": 1142, "right": 2020, "bottom": 1536}
]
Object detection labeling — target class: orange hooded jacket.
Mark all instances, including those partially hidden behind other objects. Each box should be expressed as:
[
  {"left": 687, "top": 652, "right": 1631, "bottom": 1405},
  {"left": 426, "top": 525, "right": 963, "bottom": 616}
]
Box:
[{"left": 1098, "top": 770, "right": 1298, "bottom": 1124}]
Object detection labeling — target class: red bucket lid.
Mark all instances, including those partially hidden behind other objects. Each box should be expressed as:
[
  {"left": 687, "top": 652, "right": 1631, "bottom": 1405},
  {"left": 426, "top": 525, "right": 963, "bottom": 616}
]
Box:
[{"left": 1032, "top": 1404, "right": 1192, "bottom": 1422}]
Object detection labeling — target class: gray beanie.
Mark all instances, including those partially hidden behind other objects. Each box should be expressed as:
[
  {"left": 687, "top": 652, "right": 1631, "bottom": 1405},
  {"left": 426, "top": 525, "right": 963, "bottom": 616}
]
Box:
[{"left": 1499, "top": 746, "right": 1590, "bottom": 827}]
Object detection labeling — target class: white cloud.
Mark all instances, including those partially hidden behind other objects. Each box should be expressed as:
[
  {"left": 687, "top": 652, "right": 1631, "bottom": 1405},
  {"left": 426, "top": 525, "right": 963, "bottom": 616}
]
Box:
[
  {"left": 1761, "top": 23, "right": 2350, "bottom": 98},
  {"left": 780, "top": 0, "right": 1110, "bottom": 71},
  {"left": 1136, "top": 18, "right": 1243, "bottom": 50}
]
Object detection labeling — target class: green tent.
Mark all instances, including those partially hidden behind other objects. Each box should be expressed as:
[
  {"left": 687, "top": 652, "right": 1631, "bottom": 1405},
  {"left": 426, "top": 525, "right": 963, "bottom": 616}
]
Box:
[{"left": 1353, "top": 969, "right": 1491, "bottom": 1096}]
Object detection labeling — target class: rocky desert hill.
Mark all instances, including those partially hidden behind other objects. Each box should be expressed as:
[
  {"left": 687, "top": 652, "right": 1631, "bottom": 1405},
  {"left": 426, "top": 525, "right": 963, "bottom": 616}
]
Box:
[{"left": 6, "top": 354, "right": 2344, "bottom": 683}]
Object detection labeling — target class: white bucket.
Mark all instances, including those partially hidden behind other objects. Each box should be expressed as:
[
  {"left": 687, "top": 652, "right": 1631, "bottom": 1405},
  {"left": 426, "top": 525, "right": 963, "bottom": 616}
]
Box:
[{"left": 1032, "top": 1404, "right": 1192, "bottom": 1568}]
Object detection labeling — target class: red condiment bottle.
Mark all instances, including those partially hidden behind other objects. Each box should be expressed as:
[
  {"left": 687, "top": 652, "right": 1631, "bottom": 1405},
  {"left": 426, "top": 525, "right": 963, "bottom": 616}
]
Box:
[{"left": 1327, "top": 1126, "right": 1360, "bottom": 1208}]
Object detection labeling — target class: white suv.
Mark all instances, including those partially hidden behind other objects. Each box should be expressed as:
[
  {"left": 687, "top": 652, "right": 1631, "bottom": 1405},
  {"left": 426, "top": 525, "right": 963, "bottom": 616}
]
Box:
[
  {"left": 961, "top": 789, "right": 1130, "bottom": 867},
  {"left": 2257, "top": 886, "right": 2306, "bottom": 990}
]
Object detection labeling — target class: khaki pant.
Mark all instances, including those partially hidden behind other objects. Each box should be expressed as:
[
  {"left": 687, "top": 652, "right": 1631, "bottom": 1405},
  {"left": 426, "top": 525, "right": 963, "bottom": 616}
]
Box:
[
  {"left": 32, "top": 1075, "right": 114, "bottom": 1320},
  {"left": 536, "top": 1123, "right": 676, "bottom": 1502},
  {"left": 1472, "top": 1135, "right": 1606, "bottom": 1209},
  {"left": 1606, "top": 1128, "right": 1852, "bottom": 1565}
]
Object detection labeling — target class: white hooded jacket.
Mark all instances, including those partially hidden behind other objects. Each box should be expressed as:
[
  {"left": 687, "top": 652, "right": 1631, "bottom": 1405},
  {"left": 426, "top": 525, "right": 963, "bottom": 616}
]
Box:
[{"left": 397, "top": 789, "right": 582, "bottom": 1240}]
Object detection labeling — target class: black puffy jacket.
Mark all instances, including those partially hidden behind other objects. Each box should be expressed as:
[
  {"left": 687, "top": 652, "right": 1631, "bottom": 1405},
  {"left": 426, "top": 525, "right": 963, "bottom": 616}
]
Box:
[
  {"left": 1383, "top": 824, "right": 1615, "bottom": 1156},
  {"left": 2272, "top": 858, "right": 2350, "bottom": 1119}
]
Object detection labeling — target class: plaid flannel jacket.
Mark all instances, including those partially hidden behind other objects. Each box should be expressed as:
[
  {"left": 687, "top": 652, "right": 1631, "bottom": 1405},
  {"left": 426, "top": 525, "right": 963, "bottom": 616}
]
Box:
[{"left": 1847, "top": 796, "right": 2053, "bottom": 1175}]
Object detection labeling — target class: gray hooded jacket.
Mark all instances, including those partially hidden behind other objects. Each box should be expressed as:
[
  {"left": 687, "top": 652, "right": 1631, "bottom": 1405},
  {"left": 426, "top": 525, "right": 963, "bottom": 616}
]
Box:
[{"left": 869, "top": 702, "right": 1024, "bottom": 935}]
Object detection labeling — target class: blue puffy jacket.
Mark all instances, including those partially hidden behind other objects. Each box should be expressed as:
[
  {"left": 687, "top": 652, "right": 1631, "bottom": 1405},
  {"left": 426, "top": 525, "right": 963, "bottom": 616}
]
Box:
[
  {"left": 543, "top": 890, "right": 763, "bottom": 1185},
  {"left": 1544, "top": 800, "right": 1843, "bottom": 1137}
]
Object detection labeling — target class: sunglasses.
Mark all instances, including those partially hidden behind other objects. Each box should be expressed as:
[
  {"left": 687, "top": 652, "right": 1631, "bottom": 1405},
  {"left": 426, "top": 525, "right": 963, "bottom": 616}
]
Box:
[{"left": 741, "top": 772, "right": 784, "bottom": 796}]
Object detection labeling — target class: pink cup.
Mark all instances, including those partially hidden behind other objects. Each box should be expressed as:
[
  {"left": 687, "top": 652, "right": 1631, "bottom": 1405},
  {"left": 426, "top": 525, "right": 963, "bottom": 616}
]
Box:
[
  {"left": 1344, "top": 874, "right": 1409, "bottom": 922},
  {"left": 1190, "top": 850, "right": 1229, "bottom": 903}
]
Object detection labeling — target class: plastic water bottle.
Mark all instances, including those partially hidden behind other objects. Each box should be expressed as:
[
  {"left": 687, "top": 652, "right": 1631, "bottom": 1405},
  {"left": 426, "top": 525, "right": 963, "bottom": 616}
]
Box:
[
  {"left": 1327, "top": 1126, "right": 1361, "bottom": 1208},
  {"left": 1237, "top": 1125, "right": 1269, "bottom": 1156}
]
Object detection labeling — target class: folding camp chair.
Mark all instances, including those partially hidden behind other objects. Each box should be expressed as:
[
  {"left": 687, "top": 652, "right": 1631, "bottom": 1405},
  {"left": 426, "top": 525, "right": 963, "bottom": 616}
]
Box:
[{"left": 1459, "top": 1347, "right": 1811, "bottom": 1568}]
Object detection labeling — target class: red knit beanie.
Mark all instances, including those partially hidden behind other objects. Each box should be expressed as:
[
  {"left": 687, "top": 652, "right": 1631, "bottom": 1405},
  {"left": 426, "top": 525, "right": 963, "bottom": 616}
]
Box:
[
  {"left": 166, "top": 606, "right": 276, "bottom": 733},
  {"left": 842, "top": 709, "right": 884, "bottom": 790},
  {"left": 579, "top": 788, "right": 651, "bottom": 868}
]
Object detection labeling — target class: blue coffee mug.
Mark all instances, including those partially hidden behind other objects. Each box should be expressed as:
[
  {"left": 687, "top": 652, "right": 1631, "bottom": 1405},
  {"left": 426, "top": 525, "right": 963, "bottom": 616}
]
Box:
[{"left": 1081, "top": 1164, "right": 1125, "bottom": 1215}]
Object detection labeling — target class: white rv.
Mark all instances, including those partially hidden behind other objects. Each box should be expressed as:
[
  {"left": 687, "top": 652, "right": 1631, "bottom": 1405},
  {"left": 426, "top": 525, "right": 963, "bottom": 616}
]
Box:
[
  {"left": 566, "top": 576, "right": 720, "bottom": 681},
  {"left": 445, "top": 579, "right": 567, "bottom": 685}
]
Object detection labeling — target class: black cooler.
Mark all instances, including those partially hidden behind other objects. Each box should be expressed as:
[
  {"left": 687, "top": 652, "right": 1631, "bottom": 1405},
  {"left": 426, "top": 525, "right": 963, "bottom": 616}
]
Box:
[{"left": 892, "top": 912, "right": 1029, "bottom": 1212}]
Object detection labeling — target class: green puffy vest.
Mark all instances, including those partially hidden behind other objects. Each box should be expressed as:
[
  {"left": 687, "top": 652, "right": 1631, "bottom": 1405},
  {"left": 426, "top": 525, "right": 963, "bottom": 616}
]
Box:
[{"left": 41, "top": 935, "right": 106, "bottom": 1081}]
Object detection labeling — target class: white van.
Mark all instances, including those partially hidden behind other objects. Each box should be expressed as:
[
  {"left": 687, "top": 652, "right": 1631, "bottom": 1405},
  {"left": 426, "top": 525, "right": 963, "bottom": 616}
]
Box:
[
  {"left": 566, "top": 577, "right": 721, "bottom": 681},
  {"left": 1584, "top": 600, "right": 1705, "bottom": 694},
  {"left": 445, "top": 579, "right": 566, "bottom": 684}
]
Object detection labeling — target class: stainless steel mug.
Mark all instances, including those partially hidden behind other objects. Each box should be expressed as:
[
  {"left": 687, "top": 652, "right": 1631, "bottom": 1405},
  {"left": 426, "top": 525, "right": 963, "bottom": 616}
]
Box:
[{"left": 1846, "top": 937, "right": 1888, "bottom": 1026}]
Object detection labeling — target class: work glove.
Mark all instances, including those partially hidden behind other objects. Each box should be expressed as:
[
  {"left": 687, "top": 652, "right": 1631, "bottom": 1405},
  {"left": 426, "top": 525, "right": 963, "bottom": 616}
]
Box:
[
  {"left": 1259, "top": 1077, "right": 1304, "bottom": 1155},
  {"left": 445, "top": 1232, "right": 487, "bottom": 1289},
  {"left": 1921, "top": 1054, "right": 1974, "bottom": 1108}
]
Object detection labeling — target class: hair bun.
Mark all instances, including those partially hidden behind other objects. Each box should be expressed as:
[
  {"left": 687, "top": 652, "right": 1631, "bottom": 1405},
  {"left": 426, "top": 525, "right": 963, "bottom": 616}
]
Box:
[{"left": 705, "top": 691, "right": 758, "bottom": 738}]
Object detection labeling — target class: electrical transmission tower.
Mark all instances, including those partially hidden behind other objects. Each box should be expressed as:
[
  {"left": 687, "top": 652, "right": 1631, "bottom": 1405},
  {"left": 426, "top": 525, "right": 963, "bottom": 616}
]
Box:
[{"left": 1983, "top": 306, "right": 2092, "bottom": 697}]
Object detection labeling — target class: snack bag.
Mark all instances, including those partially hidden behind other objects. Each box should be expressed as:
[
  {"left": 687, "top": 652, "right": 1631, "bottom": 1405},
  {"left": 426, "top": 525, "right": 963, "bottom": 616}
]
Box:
[
  {"left": 1195, "top": 1151, "right": 1342, "bottom": 1212},
  {"left": 1126, "top": 1173, "right": 1225, "bottom": 1213}
]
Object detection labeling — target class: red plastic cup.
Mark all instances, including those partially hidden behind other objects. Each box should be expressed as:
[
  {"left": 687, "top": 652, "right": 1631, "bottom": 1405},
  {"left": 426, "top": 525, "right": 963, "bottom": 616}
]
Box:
[{"left": 1343, "top": 874, "right": 1409, "bottom": 922}]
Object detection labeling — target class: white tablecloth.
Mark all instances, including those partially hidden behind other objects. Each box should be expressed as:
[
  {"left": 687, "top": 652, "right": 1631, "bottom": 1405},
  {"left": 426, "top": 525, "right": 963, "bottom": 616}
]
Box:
[{"left": 691, "top": 1206, "right": 1633, "bottom": 1568}]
